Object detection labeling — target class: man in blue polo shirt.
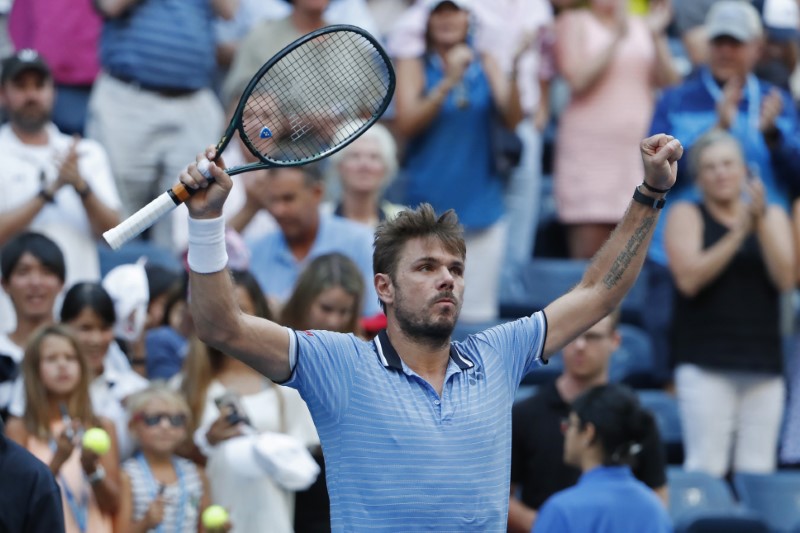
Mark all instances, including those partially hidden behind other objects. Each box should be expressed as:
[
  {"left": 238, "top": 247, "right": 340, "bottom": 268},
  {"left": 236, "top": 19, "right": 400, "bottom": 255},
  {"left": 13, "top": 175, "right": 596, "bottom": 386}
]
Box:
[{"left": 178, "top": 133, "right": 682, "bottom": 531}]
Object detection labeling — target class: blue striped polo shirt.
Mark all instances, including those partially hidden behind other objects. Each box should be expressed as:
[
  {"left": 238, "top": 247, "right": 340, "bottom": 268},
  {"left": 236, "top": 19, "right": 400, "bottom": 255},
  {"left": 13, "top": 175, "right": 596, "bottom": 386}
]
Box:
[
  {"left": 284, "top": 312, "right": 547, "bottom": 532},
  {"left": 99, "top": 0, "right": 216, "bottom": 90}
]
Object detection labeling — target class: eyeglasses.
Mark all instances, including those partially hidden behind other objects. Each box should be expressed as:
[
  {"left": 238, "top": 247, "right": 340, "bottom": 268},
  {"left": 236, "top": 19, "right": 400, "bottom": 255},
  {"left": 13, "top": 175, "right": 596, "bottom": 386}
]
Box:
[
  {"left": 134, "top": 412, "right": 187, "bottom": 428},
  {"left": 560, "top": 417, "right": 579, "bottom": 434}
]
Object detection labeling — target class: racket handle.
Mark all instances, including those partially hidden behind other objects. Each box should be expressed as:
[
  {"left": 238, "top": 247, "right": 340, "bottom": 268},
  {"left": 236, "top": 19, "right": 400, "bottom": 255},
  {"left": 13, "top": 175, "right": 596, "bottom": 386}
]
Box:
[
  {"left": 197, "top": 159, "right": 213, "bottom": 179},
  {"left": 103, "top": 190, "right": 182, "bottom": 250}
]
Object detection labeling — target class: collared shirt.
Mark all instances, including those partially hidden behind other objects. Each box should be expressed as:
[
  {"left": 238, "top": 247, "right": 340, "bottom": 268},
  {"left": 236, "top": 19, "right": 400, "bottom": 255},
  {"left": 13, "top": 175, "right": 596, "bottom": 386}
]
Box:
[
  {"left": 648, "top": 68, "right": 800, "bottom": 266},
  {"left": 247, "top": 214, "right": 381, "bottom": 317},
  {"left": 284, "top": 312, "right": 547, "bottom": 532},
  {"left": 533, "top": 466, "right": 672, "bottom": 533},
  {"left": 0, "top": 123, "right": 122, "bottom": 284},
  {"left": 99, "top": 0, "right": 216, "bottom": 90},
  {"left": 511, "top": 381, "right": 666, "bottom": 510}
]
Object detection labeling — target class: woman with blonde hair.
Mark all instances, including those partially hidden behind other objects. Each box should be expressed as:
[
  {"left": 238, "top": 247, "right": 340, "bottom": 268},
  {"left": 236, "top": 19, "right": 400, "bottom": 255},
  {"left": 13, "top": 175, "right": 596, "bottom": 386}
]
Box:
[
  {"left": 666, "top": 129, "right": 794, "bottom": 476},
  {"left": 6, "top": 324, "right": 120, "bottom": 533},
  {"left": 324, "top": 121, "right": 404, "bottom": 228}
]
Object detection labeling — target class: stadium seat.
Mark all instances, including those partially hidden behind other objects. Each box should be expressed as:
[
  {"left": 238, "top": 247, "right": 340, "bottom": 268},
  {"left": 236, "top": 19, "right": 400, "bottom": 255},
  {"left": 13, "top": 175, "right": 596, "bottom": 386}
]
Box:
[
  {"left": 734, "top": 471, "right": 800, "bottom": 533},
  {"left": 609, "top": 324, "right": 656, "bottom": 387},
  {"left": 668, "top": 467, "right": 768, "bottom": 533},
  {"left": 637, "top": 390, "right": 683, "bottom": 464},
  {"left": 98, "top": 239, "right": 183, "bottom": 277},
  {"left": 498, "top": 258, "right": 649, "bottom": 325}
]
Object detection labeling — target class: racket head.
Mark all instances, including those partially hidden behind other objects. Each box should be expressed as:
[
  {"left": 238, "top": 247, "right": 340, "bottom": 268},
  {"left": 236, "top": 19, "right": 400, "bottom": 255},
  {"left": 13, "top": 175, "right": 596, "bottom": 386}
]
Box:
[{"left": 228, "top": 25, "right": 395, "bottom": 174}]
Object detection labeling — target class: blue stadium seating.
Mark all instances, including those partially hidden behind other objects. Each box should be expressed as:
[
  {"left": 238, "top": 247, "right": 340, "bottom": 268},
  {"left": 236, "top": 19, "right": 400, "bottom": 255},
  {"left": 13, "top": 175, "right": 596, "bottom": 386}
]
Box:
[
  {"left": 610, "top": 324, "right": 656, "bottom": 386},
  {"left": 98, "top": 239, "right": 183, "bottom": 277},
  {"left": 734, "top": 471, "right": 800, "bottom": 533},
  {"left": 637, "top": 390, "right": 683, "bottom": 465},
  {"left": 498, "top": 258, "right": 649, "bottom": 325},
  {"left": 668, "top": 467, "right": 768, "bottom": 533}
]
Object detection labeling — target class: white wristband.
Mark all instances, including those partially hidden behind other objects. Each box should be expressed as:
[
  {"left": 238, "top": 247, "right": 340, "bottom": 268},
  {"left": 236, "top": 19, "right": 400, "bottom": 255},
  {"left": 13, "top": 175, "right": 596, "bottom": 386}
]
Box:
[{"left": 187, "top": 217, "right": 228, "bottom": 274}]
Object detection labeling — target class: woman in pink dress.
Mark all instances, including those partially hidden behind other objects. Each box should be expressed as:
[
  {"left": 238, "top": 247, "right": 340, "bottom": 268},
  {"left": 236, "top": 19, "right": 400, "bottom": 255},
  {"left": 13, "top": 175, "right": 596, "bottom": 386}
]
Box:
[
  {"left": 554, "top": 0, "right": 679, "bottom": 258},
  {"left": 6, "top": 324, "right": 120, "bottom": 533}
]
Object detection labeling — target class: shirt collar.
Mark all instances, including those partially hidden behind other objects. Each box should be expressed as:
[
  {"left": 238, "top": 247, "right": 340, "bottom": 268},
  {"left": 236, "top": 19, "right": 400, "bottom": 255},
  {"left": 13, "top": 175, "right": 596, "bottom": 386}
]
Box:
[{"left": 373, "top": 329, "right": 475, "bottom": 371}]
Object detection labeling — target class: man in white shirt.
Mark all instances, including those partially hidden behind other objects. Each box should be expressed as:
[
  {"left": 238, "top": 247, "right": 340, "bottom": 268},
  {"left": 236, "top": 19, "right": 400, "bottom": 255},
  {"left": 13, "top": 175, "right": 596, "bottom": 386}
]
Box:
[{"left": 0, "top": 49, "right": 121, "bottom": 287}]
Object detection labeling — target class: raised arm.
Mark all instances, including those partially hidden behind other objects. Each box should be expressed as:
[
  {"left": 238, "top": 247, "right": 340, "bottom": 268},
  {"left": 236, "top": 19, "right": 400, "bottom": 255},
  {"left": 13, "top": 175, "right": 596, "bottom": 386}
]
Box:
[
  {"left": 180, "top": 149, "right": 292, "bottom": 382},
  {"left": 542, "top": 134, "right": 682, "bottom": 357}
]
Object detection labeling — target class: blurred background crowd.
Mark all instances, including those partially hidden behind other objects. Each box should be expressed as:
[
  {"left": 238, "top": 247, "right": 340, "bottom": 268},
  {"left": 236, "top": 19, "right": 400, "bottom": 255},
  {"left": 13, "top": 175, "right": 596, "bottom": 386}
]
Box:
[{"left": 0, "top": 0, "right": 799, "bottom": 531}]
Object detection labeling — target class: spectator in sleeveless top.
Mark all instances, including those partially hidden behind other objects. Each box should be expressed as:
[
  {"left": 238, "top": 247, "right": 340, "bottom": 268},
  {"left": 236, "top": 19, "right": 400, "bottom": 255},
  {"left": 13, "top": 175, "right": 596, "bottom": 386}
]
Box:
[
  {"left": 393, "top": 0, "right": 524, "bottom": 322},
  {"left": 553, "top": 0, "right": 679, "bottom": 258},
  {"left": 665, "top": 130, "right": 794, "bottom": 476}
]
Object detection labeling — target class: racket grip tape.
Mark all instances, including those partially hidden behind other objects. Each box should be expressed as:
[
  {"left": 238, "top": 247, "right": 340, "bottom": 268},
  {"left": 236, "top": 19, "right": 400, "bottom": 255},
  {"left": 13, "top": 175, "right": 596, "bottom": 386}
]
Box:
[{"left": 102, "top": 187, "right": 185, "bottom": 250}]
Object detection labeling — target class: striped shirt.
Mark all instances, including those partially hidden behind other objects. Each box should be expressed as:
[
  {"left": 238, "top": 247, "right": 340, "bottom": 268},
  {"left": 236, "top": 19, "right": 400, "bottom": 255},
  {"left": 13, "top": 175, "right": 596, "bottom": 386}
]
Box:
[
  {"left": 123, "top": 455, "right": 203, "bottom": 533},
  {"left": 284, "top": 312, "right": 547, "bottom": 532},
  {"left": 99, "top": 0, "right": 215, "bottom": 90}
]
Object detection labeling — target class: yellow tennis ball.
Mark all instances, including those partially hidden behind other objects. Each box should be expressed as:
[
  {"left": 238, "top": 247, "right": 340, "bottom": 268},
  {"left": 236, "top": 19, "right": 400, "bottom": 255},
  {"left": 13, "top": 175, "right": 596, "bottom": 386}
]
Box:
[
  {"left": 82, "top": 428, "right": 111, "bottom": 455},
  {"left": 202, "top": 505, "right": 228, "bottom": 530}
]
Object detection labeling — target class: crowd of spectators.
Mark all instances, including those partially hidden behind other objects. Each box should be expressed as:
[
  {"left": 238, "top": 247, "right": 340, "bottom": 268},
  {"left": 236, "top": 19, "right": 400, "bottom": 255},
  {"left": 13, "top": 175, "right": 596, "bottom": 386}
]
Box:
[{"left": 0, "top": 0, "right": 799, "bottom": 531}]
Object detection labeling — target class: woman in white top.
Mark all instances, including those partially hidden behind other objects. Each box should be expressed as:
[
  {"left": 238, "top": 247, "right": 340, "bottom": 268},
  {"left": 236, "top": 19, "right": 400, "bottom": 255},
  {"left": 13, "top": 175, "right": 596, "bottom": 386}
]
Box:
[{"left": 181, "top": 270, "right": 319, "bottom": 533}]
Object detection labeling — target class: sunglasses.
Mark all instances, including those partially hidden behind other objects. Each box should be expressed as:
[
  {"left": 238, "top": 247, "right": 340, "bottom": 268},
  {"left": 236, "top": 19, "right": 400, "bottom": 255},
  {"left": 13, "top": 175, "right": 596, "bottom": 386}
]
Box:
[{"left": 134, "top": 412, "right": 188, "bottom": 428}]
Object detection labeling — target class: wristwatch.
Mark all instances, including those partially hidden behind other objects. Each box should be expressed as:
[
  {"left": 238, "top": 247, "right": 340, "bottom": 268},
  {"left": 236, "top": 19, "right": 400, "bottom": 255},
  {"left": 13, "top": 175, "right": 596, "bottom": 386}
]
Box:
[{"left": 632, "top": 186, "right": 666, "bottom": 210}]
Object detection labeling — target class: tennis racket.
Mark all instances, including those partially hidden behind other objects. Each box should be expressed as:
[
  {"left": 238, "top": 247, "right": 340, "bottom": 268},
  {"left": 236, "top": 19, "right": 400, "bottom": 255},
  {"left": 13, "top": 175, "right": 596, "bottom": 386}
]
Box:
[{"left": 103, "top": 24, "right": 395, "bottom": 250}]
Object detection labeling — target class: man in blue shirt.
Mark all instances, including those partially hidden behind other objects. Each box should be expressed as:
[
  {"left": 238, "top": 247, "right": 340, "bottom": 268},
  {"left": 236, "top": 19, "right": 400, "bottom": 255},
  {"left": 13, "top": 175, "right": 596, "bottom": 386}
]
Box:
[
  {"left": 242, "top": 164, "right": 382, "bottom": 318},
  {"left": 178, "top": 133, "right": 682, "bottom": 531},
  {"left": 88, "top": 0, "right": 237, "bottom": 250}
]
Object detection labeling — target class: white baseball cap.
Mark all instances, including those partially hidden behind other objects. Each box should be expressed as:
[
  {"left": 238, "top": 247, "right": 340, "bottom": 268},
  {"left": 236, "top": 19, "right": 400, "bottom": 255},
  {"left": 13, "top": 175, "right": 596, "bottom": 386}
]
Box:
[{"left": 705, "top": 1, "right": 763, "bottom": 42}]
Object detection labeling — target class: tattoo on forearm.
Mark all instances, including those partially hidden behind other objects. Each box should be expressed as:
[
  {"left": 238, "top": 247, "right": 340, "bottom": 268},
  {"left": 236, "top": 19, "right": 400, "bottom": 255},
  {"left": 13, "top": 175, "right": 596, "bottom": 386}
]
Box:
[{"left": 603, "top": 215, "right": 656, "bottom": 289}]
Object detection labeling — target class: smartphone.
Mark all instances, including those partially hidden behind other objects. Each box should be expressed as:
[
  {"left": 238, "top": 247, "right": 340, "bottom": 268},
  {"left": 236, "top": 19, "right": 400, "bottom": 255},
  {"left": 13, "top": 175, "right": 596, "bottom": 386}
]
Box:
[{"left": 215, "top": 392, "right": 250, "bottom": 426}]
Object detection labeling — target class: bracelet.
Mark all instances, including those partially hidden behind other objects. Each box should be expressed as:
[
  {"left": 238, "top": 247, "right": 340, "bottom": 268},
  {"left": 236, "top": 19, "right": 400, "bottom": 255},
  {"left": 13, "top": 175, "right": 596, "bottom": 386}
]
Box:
[
  {"left": 75, "top": 182, "right": 92, "bottom": 199},
  {"left": 38, "top": 188, "right": 55, "bottom": 203},
  {"left": 632, "top": 186, "right": 666, "bottom": 209},
  {"left": 187, "top": 217, "right": 228, "bottom": 274},
  {"left": 641, "top": 181, "right": 671, "bottom": 194}
]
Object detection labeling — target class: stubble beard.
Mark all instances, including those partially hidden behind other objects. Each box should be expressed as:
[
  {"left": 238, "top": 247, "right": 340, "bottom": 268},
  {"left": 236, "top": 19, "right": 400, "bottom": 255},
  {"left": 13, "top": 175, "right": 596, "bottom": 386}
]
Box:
[{"left": 393, "top": 288, "right": 459, "bottom": 349}]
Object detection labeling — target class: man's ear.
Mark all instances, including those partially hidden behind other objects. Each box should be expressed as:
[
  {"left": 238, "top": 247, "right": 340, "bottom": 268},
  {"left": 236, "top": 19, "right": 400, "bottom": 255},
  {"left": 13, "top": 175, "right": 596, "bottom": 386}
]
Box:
[
  {"left": 374, "top": 273, "right": 393, "bottom": 307},
  {"left": 582, "top": 421, "right": 597, "bottom": 447}
]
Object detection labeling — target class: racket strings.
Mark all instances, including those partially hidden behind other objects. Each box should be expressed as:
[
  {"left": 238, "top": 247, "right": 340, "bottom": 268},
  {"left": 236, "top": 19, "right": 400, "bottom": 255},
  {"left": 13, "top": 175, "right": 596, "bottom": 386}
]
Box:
[{"left": 242, "top": 31, "right": 392, "bottom": 164}]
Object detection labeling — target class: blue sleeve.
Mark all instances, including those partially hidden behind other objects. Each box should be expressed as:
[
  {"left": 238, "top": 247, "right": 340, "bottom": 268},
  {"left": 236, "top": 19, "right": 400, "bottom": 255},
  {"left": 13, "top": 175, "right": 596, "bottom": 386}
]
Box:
[
  {"left": 769, "top": 90, "right": 800, "bottom": 195},
  {"left": 460, "top": 312, "right": 547, "bottom": 389},
  {"left": 282, "top": 329, "right": 363, "bottom": 425},
  {"left": 532, "top": 498, "right": 571, "bottom": 533},
  {"left": 649, "top": 90, "right": 673, "bottom": 138}
]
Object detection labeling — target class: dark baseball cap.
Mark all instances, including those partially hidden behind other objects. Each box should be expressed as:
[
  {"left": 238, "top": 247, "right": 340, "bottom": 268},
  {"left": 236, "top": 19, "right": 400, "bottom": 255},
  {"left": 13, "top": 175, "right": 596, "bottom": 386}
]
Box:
[{"left": 1, "top": 49, "right": 51, "bottom": 84}]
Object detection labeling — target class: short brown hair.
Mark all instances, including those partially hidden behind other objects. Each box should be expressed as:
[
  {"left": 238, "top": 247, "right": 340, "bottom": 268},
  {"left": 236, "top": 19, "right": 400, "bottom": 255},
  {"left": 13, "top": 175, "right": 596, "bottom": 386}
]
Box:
[{"left": 373, "top": 203, "right": 466, "bottom": 281}]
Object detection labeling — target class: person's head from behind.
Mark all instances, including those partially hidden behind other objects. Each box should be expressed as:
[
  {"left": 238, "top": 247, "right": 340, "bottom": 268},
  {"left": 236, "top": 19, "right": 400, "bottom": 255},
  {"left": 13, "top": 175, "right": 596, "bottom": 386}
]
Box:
[
  {"left": 60, "top": 282, "right": 116, "bottom": 377},
  {"left": 22, "top": 324, "right": 93, "bottom": 438},
  {"left": 0, "top": 49, "right": 54, "bottom": 135},
  {"left": 1, "top": 232, "right": 65, "bottom": 324},
  {"left": 263, "top": 165, "right": 324, "bottom": 243},
  {"left": 425, "top": 0, "right": 471, "bottom": 50},
  {"left": 329, "top": 122, "right": 398, "bottom": 199},
  {"left": 562, "top": 309, "right": 621, "bottom": 383},
  {"left": 562, "top": 384, "right": 654, "bottom": 471},
  {"left": 705, "top": 1, "right": 764, "bottom": 82},
  {"left": 373, "top": 204, "right": 466, "bottom": 344},
  {"left": 281, "top": 253, "right": 364, "bottom": 333},
  {"left": 689, "top": 129, "right": 748, "bottom": 203},
  {"left": 127, "top": 383, "right": 191, "bottom": 457}
]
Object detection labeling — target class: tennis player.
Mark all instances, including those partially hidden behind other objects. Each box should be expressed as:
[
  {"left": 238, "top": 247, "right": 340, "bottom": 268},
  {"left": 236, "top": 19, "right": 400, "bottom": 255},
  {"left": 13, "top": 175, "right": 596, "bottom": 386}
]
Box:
[{"left": 179, "top": 133, "right": 682, "bottom": 532}]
